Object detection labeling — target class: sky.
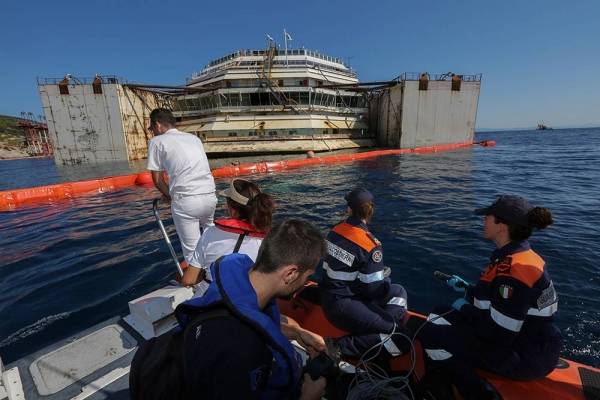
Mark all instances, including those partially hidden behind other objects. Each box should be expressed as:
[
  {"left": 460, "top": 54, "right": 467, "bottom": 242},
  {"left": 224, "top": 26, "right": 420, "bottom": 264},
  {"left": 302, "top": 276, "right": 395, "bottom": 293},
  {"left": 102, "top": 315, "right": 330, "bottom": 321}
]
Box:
[{"left": 0, "top": 0, "right": 599, "bottom": 130}]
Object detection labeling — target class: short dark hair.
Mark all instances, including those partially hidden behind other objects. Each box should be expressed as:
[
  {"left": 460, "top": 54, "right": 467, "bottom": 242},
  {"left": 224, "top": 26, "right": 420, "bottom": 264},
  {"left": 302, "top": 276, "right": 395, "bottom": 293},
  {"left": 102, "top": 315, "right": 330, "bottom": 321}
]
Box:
[
  {"left": 254, "top": 219, "right": 326, "bottom": 274},
  {"left": 352, "top": 202, "right": 375, "bottom": 222},
  {"left": 150, "top": 108, "right": 176, "bottom": 127}
]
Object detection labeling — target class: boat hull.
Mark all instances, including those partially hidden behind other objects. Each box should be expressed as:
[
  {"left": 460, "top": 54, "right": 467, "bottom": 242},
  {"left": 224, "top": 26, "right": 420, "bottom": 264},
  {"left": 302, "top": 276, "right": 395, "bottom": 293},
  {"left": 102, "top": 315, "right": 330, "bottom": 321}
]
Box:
[{"left": 278, "top": 284, "right": 600, "bottom": 400}]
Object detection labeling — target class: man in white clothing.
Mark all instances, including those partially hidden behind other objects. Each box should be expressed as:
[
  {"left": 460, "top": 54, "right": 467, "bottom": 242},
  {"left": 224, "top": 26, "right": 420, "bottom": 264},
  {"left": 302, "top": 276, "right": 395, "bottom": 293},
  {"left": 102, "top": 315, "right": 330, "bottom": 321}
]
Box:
[{"left": 146, "top": 108, "right": 217, "bottom": 264}]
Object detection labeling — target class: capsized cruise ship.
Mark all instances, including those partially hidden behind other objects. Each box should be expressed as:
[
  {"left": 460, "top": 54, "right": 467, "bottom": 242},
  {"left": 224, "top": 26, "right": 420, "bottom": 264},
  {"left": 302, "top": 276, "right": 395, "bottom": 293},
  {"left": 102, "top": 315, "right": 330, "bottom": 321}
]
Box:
[{"left": 172, "top": 39, "right": 373, "bottom": 155}]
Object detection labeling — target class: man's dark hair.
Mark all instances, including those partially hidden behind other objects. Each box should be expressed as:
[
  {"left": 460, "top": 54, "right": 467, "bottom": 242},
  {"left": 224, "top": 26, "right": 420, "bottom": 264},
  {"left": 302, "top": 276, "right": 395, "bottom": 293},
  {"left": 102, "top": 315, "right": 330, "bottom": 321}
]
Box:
[
  {"left": 150, "top": 108, "right": 176, "bottom": 127},
  {"left": 254, "top": 219, "right": 326, "bottom": 274}
]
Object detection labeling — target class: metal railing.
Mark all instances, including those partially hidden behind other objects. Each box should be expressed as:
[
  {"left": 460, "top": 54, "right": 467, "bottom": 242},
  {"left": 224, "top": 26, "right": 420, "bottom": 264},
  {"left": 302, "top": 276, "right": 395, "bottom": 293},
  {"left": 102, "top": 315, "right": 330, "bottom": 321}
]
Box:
[
  {"left": 395, "top": 72, "right": 482, "bottom": 82},
  {"left": 190, "top": 59, "right": 356, "bottom": 82},
  {"left": 37, "top": 75, "right": 125, "bottom": 85}
]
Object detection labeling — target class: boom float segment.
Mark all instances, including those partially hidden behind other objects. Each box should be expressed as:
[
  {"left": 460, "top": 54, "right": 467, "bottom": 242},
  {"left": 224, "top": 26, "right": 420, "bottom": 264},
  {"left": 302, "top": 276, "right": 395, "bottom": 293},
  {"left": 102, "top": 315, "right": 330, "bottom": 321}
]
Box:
[{"left": 0, "top": 140, "right": 495, "bottom": 211}]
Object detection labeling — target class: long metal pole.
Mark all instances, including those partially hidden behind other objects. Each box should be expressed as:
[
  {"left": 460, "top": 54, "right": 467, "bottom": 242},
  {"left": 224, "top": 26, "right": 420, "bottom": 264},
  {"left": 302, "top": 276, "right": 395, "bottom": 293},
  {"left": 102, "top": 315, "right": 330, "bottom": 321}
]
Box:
[
  {"left": 152, "top": 198, "right": 184, "bottom": 277},
  {"left": 284, "top": 28, "right": 288, "bottom": 67}
]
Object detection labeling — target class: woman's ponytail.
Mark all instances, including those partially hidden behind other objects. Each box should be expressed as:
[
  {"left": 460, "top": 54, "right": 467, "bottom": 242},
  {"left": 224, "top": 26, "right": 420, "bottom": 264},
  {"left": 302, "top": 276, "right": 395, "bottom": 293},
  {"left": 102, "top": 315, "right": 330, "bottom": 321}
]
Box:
[
  {"left": 248, "top": 192, "right": 275, "bottom": 232},
  {"left": 528, "top": 207, "right": 553, "bottom": 230},
  {"left": 227, "top": 179, "right": 275, "bottom": 232}
]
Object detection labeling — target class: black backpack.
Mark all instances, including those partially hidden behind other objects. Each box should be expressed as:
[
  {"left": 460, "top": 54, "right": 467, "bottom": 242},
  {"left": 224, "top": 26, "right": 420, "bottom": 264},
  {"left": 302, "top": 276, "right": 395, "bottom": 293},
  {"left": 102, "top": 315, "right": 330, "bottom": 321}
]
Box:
[{"left": 129, "top": 305, "right": 230, "bottom": 400}]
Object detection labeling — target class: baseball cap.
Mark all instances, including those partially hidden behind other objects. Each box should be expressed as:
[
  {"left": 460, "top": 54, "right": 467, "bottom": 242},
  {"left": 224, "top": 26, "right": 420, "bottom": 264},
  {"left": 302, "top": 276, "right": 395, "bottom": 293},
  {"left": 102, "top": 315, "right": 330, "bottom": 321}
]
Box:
[
  {"left": 219, "top": 179, "right": 250, "bottom": 205},
  {"left": 474, "top": 195, "right": 534, "bottom": 226},
  {"left": 345, "top": 188, "right": 374, "bottom": 210}
]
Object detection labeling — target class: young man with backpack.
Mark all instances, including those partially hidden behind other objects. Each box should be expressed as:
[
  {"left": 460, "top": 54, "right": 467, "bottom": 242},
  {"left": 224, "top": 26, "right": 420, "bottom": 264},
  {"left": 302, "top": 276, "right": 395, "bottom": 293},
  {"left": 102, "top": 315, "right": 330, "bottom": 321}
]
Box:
[{"left": 131, "top": 219, "right": 329, "bottom": 400}]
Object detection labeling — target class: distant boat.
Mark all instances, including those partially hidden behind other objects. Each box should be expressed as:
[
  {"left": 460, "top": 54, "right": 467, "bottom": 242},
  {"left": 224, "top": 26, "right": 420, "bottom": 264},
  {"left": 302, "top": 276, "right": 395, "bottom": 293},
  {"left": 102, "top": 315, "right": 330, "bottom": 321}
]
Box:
[{"left": 537, "top": 122, "right": 552, "bottom": 130}]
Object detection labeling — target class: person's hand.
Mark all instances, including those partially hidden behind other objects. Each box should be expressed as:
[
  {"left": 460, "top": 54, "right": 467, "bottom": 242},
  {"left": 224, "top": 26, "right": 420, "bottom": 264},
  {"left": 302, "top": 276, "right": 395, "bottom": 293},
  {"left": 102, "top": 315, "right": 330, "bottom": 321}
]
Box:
[
  {"left": 161, "top": 194, "right": 171, "bottom": 204},
  {"left": 447, "top": 275, "right": 469, "bottom": 293},
  {"left": 299, "top": 373, "right": 326, "bottom": 400},
  {"left": 297, "top": 329, "right": 326, "bottom": 353},
  {"left": 452, "top": 298, "right": 469, "bottom": 311}
]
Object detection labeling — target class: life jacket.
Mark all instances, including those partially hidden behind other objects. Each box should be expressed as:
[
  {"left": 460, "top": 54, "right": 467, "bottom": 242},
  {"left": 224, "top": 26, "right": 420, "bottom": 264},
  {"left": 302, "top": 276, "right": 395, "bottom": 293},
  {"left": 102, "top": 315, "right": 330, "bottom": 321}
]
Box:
[
  {"left": 176, "top": 254, "right": 302, "bottom": 400},
  {"left": 215, "top": 218, "right": 266, "bottom": 238}
]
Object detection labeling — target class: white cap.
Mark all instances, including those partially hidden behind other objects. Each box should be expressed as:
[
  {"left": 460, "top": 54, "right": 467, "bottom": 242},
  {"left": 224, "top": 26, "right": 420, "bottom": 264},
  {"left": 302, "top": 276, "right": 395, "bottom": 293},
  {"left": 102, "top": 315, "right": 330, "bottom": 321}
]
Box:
[{"left": 219, "top": 179, "right": 250, "bottom": 205}]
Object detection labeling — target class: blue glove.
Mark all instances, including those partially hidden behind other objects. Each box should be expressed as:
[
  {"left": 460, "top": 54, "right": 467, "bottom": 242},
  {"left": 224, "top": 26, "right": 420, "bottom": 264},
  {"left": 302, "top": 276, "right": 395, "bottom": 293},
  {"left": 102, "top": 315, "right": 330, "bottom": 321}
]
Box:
[
  {"left": 447, "top": 275, "right": 469, "bottom": 293},
  {"left": 452, "top": 298, "right": 469, "bottom": 311}
]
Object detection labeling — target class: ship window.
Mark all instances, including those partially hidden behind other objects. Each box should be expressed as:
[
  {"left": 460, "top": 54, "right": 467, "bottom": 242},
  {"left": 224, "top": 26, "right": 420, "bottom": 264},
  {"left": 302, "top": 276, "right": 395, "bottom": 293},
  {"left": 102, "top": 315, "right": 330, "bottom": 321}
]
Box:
[
  {"left": 230, "top": 93, "right": 241, "bottom": 107},
  {"left": 217, "top": 94, "right": 226, "bottom": 107},
  {"left": 228, "top": 132, "right": 237, "bottom": 137},
  {"left": 323, "top": 129, "right": 328, "bottom": 135},
  {"left": 289, "top": 130, "right": 297, "bottom": 135},
  {"left": 226, "top": 81, "right": 232, "bottom": 88},
  {"left": 250, "top": 92, "right": 260, "bottom": 106},
  {"left": 269, "top": 131, "right": 278, "bottom": 136},
  {"left": 259, "top": 92, "right": 269, "bottom": 106},
  {"left": 249, "top": 131, "right": 257, "bottom": 137},
  {"left": 333, "top": 129, "right": 339, "bottom": 134},
  {"left": 241, "top": 93, "right": 251, "bottom": 106},
  {"left": 278, "top": 79, "right": 284, "bottom": 87},
  {"left": 299, "top": 92, "right": 309, "bottom": 104}
]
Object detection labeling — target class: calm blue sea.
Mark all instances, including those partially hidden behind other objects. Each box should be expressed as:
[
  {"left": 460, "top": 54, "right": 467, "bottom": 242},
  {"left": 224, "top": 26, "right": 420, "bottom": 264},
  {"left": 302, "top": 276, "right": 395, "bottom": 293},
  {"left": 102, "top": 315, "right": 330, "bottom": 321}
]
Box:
[{"left": 0, "top": 128, "right": 599, "bottom": 368}]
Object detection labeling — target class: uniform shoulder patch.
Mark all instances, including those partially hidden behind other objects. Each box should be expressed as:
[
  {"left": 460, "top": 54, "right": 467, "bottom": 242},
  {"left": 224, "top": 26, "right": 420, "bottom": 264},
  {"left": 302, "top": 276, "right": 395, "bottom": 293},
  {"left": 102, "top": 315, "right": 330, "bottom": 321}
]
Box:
[
  {"left": 498, "top": 284, "right": 514, "bottom": 299},
  {"left": 496, "top": 257, "right": 513, "bottom": 274},
  {"left": 372, "top": 250, "right": 383, "bottom": 263}
]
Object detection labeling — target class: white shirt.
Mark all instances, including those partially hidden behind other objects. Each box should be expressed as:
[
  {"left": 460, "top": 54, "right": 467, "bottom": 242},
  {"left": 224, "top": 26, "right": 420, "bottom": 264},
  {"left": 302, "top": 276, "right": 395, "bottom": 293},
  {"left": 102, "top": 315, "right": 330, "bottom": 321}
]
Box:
[
  {"left": 147, "top": 129, "right": 215, "bottom": 196},
  {"left": 189, "top": 225, "right": 263, "bottom": 282},
  {"left": 188, "top": 224, "right": 263, "bottom": 299}
]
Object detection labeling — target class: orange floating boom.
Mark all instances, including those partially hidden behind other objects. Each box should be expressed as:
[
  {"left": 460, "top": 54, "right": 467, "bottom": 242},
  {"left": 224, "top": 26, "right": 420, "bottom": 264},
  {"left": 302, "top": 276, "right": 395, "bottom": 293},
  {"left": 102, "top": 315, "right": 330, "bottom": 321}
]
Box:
[{"left": 0, "top": 140, "right": 495, "bottom": 211}]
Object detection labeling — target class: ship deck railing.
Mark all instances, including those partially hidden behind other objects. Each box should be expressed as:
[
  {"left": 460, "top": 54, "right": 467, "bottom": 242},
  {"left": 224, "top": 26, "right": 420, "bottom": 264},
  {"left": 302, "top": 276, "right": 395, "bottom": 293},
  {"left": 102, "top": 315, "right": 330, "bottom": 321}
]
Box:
[
  {"left": 396, "top": 72, "right": 482, "bottom": 82},
  {"left": 37, "top": 76, "right": 126, "bottom": 85},
  {"left": 190, "top": 57, "right": 356, "bottom": 81}
]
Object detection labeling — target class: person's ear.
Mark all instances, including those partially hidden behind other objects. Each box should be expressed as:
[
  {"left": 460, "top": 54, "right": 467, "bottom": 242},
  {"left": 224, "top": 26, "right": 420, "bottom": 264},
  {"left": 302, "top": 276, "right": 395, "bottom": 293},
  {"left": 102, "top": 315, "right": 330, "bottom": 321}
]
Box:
[{"left": 282, "top": 265, "right": 300, "bottom": 285}]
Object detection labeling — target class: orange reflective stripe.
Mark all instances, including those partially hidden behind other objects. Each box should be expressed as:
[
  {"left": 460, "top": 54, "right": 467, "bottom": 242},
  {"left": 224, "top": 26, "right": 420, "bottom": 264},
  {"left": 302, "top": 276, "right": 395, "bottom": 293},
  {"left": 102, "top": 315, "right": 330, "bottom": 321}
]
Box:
[
  {"left": 496, "top": 250, "right": 545, "bottom": 288},
  {"left": 332, "top": 223, "right": 377, "bottom": 252}
]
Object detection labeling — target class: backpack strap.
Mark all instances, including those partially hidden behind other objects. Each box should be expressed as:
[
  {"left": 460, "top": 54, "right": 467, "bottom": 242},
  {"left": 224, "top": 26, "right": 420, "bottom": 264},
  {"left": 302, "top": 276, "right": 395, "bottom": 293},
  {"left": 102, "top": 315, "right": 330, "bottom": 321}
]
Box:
[{"left": 233, "top": 232, "right": 247, "bottom": 253}]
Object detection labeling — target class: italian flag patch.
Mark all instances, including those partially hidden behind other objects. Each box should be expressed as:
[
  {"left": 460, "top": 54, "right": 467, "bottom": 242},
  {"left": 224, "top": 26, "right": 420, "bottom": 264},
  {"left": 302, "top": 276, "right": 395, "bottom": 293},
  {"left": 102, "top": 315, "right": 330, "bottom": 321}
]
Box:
[{"left": 499, "top": 285, "right": 513, "bottom": 299}]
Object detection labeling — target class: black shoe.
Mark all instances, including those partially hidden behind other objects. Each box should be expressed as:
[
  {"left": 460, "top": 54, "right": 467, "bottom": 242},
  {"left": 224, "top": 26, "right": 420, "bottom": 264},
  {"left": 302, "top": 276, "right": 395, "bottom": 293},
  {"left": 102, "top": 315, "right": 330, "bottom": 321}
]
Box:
[{"left": 415, "top": 367, "right": 455, "bottom": 400}]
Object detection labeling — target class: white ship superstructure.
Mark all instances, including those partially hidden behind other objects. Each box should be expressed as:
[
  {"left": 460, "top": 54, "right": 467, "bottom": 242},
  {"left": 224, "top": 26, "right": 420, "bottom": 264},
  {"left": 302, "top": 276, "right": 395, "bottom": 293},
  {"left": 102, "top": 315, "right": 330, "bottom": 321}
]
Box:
[{"left": 173, "top": 43, "right": 373, "bottom": 154}]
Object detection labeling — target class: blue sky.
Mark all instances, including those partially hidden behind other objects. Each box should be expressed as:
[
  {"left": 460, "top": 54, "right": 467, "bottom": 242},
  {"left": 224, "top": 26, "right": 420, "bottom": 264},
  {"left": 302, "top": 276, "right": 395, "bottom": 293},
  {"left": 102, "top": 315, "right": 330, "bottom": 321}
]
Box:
[{"left": 1, "top": 0, "right": 599, "bottom": 129}]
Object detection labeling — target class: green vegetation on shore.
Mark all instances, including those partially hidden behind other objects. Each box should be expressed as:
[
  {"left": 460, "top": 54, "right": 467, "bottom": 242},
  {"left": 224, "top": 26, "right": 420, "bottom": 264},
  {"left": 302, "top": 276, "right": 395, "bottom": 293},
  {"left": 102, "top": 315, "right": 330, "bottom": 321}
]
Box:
[{"left": 0, "top": 115, "right": 26, "bottom": 147}]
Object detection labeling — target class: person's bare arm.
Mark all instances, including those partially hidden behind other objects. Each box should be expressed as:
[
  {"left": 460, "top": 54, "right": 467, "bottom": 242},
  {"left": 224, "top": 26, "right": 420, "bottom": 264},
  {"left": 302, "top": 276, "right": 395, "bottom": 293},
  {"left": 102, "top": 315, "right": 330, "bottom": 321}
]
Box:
[
  {"left": 280, "top": 315, "right": 326, "bottom": 353},
  {"left": 151, "top": 170, "right": 170, "bottom": 202},
  {"left": 180, "top": 266, "right": 205, "bottom": 286}
]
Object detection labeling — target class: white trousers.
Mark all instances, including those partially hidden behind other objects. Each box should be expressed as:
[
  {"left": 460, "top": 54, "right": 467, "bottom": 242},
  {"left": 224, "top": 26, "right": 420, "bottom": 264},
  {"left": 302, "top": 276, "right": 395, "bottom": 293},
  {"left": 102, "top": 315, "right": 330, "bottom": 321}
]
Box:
[{"left": 171, "top": 192, "right": 217, "bottom": 262}]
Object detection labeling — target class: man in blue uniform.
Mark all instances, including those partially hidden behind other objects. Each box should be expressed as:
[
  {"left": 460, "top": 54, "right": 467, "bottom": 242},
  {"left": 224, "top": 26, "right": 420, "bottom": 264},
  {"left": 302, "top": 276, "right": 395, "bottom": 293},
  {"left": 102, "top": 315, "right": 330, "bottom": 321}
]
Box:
[
  {"left": 418, "top": 195, "right": 562, "bottom": 399},
  {"left": 320, "top": 188, "right": 409, "bottom": 359}
]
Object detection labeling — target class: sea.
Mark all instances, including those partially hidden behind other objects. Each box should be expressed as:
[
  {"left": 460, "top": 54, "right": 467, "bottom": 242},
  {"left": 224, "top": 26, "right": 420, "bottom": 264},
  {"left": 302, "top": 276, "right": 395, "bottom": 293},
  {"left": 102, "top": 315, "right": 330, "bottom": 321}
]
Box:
[{"left": 0, "top": 128, "right": 599, "bottom": 368}]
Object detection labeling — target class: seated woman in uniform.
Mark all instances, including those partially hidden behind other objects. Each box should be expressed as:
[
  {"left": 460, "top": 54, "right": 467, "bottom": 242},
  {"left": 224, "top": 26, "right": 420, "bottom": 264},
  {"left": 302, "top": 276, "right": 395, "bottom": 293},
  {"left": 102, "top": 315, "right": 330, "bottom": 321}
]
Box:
[
  {"left": 419, "top": 195, "right": 562, "bottom": 400},
  {"left": 320, "top": 188, "right": 409, "bottom": 360},
  {"left": 180, "top": 178, "right": 325, "bottom": 353}
]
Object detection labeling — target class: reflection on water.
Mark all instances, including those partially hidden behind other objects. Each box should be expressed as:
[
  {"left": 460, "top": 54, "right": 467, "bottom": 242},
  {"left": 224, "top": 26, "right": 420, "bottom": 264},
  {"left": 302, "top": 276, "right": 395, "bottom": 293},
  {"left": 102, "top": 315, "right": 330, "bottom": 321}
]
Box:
[{"left": 1, "top": 129, "right": 599, "bottom": 368}]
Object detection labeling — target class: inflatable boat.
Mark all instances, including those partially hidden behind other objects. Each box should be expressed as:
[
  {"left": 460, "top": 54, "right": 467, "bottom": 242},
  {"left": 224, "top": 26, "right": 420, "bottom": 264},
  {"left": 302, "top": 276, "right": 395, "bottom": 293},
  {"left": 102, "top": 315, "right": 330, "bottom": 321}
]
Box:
[{"left": 278, "top": 283, "right": 600, "bottom": 400}]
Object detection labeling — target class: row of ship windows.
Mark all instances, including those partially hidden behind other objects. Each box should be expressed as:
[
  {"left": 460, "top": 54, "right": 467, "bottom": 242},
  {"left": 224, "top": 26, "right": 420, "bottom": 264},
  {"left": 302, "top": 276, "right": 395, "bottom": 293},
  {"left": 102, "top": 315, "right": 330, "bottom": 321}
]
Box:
[
  {"left": 195, "top": 59, "right": 353, "bottom": 79},
  {"left": 194, "top": 128, "right": 365, "bottom": 138},
  {"left": 175, "top": 93, "right": 367, "bottom": 111},
  {"left": 221, "top": 79, "right": 315, "bottom": 88}
]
